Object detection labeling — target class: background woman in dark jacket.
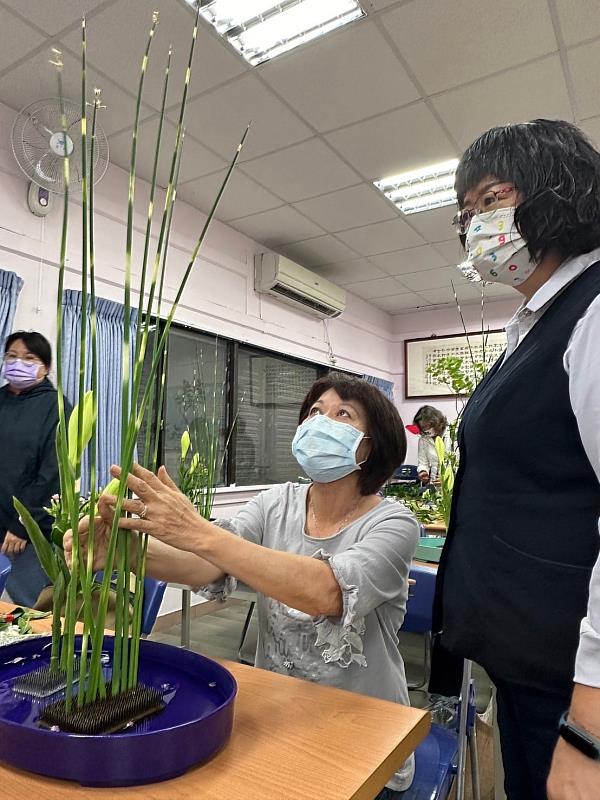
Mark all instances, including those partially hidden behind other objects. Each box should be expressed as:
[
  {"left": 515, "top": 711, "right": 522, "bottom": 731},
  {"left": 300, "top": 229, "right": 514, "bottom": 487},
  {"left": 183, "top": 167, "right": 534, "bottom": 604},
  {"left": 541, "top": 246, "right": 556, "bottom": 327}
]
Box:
[{"left": 0, "top": 330, "right": 63, "bottom": 607}]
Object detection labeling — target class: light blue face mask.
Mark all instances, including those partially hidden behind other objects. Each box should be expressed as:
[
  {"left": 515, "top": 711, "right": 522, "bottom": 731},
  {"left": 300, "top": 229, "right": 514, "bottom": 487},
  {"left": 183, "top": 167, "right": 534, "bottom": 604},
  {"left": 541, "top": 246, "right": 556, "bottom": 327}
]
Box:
[{"left": 291, "top": 413, "right": 368, "bottom": 483}]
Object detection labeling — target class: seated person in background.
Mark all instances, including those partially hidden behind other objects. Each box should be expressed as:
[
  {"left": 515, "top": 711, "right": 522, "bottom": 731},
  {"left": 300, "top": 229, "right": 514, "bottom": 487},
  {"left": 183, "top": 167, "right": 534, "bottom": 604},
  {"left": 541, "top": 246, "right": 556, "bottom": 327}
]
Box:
[
  {"left": 67, "top": 374, "right": 420, "bottom": 797},
  {"left": 0, "top": 331, "right": 66, "bottom": 607},
  {"left": 406, "top": 405, "right": 448, "bottom": 484}
]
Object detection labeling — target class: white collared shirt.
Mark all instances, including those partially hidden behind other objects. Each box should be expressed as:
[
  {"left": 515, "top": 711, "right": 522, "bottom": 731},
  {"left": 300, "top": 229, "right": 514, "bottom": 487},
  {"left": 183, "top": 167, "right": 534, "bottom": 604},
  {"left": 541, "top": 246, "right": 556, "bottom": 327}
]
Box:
[{"left": 502, "top": 246, "right": 600, "bottom": 687}]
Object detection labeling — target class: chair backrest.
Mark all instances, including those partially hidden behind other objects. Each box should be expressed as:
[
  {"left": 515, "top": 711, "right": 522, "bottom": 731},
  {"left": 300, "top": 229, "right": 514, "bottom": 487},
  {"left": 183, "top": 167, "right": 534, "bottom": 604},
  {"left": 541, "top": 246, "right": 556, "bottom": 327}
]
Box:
[
  {"left": 393, "top": 464, "right": 419, "bottom": 481},
  {"left": 95, "top": 571, "right": 167, "bottom": 636},
  {"left": 0, "top": 553, "right": 11, "bottom": 595},
  {"left": 141, "top": 577, "right": 167, "bottom": 636},
  {"left": 401, "top": 563, "right": 437, "bottom": 634}
]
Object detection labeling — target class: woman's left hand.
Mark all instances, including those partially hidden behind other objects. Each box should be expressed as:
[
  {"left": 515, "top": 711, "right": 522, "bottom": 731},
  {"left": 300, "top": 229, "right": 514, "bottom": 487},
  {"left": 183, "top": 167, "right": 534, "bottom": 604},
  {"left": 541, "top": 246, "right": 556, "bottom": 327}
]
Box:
[
  {"left": 547, "top": 738, "right": 600, "bottom": 799},
  {"left": 99, "top": 463, "right": 204, "bottom": 553},
  {"left": 1, "top": 531, "right": 27, "bottom": 555}
]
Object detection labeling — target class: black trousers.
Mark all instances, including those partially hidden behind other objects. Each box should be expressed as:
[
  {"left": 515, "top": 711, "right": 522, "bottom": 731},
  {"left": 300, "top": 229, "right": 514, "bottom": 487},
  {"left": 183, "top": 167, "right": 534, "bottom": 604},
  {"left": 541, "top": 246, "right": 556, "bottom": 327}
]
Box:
[{"left": 492, "top": 677, "right": 573, "bottom": 800}]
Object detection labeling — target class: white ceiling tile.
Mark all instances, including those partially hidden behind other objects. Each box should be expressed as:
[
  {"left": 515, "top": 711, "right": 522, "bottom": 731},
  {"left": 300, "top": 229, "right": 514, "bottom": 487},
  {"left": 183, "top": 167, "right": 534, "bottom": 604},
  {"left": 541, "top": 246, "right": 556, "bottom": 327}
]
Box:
[
  {"left": 381, "top": 0, "right": 556, "bottom": 94},
  {"left": 231, "top": 206, "right": 325, "bottom": 248},
  {"left": 369, "top": 293, "right": 425, "bottom": 313},
  {"left": 433, "top": 239, "right": 465, "bottom": 266},
  {"left": 182, "top": 74, "right": 312, "bottom": 164},
  {"left": 433, "top": 56, "right": 573, "bottom": 150},
  {"left": 63, "top": 0, "right": 247, "bottom": 112},
  {"left": 326, "top": 102, "right": 456, "bottom": 181},
  {"left": 419, "top": 283, "right": 483, "bottom": 305},
  {"left": 279, "top": 235, "right": 359, "bottom": 268},
  {"left": 316, "top": 258, "right": 387, "bottom": 284},
  {"left": 365, "top": 0, "right": 401, "bottom": 9},
  {"left": 177, "top": 169, "right": 284, "bottom": 222},
  {"left": 261, "top": 20, "right": 418, "bottom": 132},
  {"left": 397, "top": 266, "right": 465, "bottom": 292},
  {"left": 0, "top": 9, "right": 45, "bottom": 72},
  {"left": 0, "top": 45, "right": 153, "bottom": 136},
  {"left": 108, "top": 117, "right": 226, "bottom": 187},
  {"left": 555, "top": 0, "right": 600, "bottom": 46},
  {"left": 344, "top": 275, "right": 407, "bottom": 299},
  {"left": 568, "top": 42, "right": 600, "bottom": 120},
  {"left": 1, "top": 0, "right": 111, "bottom": 37},
  {"left": 481, "top": 283, "right": 520, "bottom": 300},
  {"left": 242, "top": 139, "right": 360, "bottom": 203},
  {"left": 293, "top": 184, "right": 396, "bottom": 232},
  {"left": 369, "top": 244, "right": 447, "bottom": 275},
  {"left": 336, "top": 218, "right": 425, "bottom": 256},
  {"left": 404, "top": 206, "right": 456, "bottom": 243},
  {"left": 580, "top": 116, "right": 600, "bottom": 149}
]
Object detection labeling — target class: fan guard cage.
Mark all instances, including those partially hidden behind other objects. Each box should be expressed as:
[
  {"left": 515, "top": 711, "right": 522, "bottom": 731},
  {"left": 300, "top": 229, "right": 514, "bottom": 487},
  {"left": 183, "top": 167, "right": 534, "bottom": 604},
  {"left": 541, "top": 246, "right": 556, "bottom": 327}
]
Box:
[{"left": 11, "top": 98, "right": 109, "bottom": 194}]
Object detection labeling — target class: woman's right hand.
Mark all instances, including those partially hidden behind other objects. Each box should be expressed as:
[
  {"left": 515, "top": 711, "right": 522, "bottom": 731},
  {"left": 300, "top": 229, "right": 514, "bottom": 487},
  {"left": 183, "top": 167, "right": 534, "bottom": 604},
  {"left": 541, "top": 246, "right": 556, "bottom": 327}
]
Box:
[{"left": 63, "top": 513, "right": 112, "bottom": 572}]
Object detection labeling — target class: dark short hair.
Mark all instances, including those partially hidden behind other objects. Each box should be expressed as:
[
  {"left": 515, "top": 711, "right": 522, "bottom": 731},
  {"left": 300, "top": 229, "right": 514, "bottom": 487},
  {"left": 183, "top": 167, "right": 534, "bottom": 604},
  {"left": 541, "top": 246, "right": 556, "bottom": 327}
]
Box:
[
  {"left": 298, "top": 374, "right": 406, "bottom": 496},
  {"left": 413, "top": 405, "right": 447, "bottom": 436},
  {"left": 455, "top": 119, "right": 600, "bottom": 262},
  {"left": 5, "top": 331, "right": 52, "bottom": 368}
]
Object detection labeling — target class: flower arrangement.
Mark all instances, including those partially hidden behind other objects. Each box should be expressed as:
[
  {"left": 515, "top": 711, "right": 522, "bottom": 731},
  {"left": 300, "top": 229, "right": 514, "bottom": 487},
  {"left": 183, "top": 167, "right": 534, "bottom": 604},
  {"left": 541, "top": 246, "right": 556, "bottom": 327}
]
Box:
[
  {"left": 13, "top": 9, "right": 248, "bottom": 723},
  {"left": 177, "top": 348, "right": 232, "bottom": 521}
]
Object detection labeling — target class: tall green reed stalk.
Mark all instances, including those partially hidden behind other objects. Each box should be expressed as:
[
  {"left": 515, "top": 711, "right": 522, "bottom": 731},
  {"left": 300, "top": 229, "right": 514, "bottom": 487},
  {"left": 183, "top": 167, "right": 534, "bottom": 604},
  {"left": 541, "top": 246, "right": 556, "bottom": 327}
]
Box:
[{"left": 14, "top": 9, "right": 250, "bottom": 709}]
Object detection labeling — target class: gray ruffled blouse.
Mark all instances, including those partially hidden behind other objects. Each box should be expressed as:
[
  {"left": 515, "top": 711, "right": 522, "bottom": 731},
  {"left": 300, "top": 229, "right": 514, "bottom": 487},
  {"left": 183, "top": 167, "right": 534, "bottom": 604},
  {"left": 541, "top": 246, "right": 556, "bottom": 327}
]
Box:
[{"left": 200, "top": 482, "right": 420, "bottom": 791}]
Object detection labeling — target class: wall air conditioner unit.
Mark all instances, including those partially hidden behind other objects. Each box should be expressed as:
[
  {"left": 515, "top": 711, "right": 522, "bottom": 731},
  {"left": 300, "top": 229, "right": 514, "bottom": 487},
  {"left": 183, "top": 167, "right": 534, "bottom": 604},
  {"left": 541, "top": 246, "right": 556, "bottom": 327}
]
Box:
[{"left": 254, "top": 253, "right": 346, "bottom": 319}]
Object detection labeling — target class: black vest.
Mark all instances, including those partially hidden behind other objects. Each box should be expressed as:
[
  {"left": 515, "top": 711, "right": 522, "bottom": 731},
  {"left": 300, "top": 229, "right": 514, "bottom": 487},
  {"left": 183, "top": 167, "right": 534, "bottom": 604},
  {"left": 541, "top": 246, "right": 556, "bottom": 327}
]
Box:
[{"left": 433, "top": 263, "right": 600, "bottom": 692}]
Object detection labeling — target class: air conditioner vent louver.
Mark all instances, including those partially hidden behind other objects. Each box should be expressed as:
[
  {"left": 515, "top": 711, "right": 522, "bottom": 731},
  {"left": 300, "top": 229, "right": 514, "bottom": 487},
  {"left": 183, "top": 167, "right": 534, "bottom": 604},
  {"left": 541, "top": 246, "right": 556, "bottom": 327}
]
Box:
[
  {"left": 254, "top": 253, "right": 346, "bottom": 319},
  {"left": 270, "top": 282, "right": 342, "bottom": 317}
]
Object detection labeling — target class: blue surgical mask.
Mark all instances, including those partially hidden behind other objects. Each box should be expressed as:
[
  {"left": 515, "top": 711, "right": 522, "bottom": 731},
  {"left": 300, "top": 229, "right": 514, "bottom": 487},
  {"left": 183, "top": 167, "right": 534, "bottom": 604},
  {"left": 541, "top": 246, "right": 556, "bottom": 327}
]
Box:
[{"left": 292, "top": 414, "right": 368, "bottom": 483}]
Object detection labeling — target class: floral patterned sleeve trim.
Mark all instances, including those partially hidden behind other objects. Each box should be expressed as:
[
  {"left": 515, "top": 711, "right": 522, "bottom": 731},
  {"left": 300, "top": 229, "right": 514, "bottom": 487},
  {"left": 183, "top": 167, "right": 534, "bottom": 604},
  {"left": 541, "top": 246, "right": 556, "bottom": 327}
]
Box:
[
  {"left": 193, "top": 519, "right": 238, "bottom": 602},
  {"left": 311, "top": 549, "right": 367, "bottom": 669}
]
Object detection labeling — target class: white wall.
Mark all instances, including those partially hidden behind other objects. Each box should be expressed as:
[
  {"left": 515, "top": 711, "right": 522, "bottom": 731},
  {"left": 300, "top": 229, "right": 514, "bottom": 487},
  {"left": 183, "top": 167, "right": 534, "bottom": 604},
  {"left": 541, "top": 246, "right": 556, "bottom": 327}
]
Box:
[
  {"left": 390, "top": 298, "right": 520, "bottom": 464},
  {"left": 0, "top": 100, "right": 395, "bottom": 387},
  {"left": 0, "top": 98, "right": 399, "bottom": 616}
]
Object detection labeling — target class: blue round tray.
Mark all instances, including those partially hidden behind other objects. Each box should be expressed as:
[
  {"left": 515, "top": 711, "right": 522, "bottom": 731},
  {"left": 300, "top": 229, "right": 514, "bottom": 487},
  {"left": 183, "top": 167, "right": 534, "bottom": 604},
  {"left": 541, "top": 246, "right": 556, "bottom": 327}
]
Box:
[{"left": 0, "top": 635, "right": 237, "bottom": 786}]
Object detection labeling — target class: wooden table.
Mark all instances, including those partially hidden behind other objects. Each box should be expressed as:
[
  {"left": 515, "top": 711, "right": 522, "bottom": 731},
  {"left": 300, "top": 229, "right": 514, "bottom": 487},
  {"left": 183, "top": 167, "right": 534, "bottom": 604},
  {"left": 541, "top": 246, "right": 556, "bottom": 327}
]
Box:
[{"left": 0, "top": 601, "right": 430, "bottom": 800}]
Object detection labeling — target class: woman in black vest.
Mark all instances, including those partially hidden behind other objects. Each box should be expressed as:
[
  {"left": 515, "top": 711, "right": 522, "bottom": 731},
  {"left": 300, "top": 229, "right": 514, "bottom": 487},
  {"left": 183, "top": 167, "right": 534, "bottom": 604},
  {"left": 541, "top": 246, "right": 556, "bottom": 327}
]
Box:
[{"left": 431, "top": 120, "right": 600, "bottom": 800}]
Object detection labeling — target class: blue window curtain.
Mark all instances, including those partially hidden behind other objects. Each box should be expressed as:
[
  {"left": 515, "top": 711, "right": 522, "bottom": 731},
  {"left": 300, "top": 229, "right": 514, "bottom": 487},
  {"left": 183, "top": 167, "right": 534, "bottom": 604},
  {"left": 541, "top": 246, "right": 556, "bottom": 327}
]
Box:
[
  {"left": 62, "top": 290, "right": 138, "bottom": 492},
  {"left": 0, "top": 269, "right": 24, "bottom": 349},
  {"left": 362, "top": 374, "right": 395, "bottom": 401}
]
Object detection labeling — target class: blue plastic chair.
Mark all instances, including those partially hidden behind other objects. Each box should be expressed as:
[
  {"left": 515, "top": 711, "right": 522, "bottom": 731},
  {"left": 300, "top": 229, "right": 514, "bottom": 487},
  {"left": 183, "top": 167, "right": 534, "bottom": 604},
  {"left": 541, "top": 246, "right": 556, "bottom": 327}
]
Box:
[
  {"left": 404, "top": 723, "right": 458, "bottom": 799},
  {"left": 140, "top": 577, "right": 167, "bottom": 636},
  {"left": 96, "top": 572, "right": 166, "bottom": 636},
  {"left": 403, "top": 668, "right": 479, "bottom": 800},
  {"left": 401, "top": 563, "right": 437, "bottom": 689},
  {"left": 0, "top": 554, "right": 11, "bottom": 595},
  {"left": 142, "top": 578, "right": 167, "bottom": 636}
]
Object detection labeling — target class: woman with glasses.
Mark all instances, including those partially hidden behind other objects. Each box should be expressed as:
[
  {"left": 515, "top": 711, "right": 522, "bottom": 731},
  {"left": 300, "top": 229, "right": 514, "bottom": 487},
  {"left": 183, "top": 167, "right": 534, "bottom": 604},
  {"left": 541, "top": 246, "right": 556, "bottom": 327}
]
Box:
[
  {"left": 0, "top": 331, "right": 65, "bottom": 607},
  {"left": 431, "top": 119, "right": 600, "bottom": 800}
]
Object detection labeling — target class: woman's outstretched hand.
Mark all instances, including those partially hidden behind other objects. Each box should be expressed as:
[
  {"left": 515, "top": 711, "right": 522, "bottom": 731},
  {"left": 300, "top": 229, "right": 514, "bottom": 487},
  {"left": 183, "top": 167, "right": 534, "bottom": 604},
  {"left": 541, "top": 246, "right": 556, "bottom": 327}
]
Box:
[
  {"left": 99, "top": 463, "right": 203, "bottom": 553},
  {"left": 63, "top": 513, "right": 112, "bottom": 572}
]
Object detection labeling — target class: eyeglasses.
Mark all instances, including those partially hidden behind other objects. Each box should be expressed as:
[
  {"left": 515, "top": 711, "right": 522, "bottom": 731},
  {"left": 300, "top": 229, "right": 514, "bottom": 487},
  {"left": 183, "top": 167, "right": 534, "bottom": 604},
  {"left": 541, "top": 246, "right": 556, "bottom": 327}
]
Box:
[
  {"left": 452, "top": 184, "right": 516, "bottom": 235},
  {"left": 3, "top": 353, "right": 42, "bottom": 365}
]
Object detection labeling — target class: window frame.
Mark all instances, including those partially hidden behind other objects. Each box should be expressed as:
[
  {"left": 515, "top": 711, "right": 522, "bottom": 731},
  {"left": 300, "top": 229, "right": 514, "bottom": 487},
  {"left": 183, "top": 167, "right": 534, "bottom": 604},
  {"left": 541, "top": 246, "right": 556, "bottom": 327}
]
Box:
[{"left": 149, "top": 319, "right": 342, "bottom": 488}]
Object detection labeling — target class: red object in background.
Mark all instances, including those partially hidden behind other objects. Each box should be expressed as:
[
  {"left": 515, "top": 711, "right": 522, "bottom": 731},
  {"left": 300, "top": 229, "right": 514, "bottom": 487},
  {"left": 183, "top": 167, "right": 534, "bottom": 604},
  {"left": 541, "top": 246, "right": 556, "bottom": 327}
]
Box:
[
  {"left": 0, "top": 613, "right": 14, "bottom": 623},
  {"left": 405, "top": 424, "right": 421, "bottom": 435}
]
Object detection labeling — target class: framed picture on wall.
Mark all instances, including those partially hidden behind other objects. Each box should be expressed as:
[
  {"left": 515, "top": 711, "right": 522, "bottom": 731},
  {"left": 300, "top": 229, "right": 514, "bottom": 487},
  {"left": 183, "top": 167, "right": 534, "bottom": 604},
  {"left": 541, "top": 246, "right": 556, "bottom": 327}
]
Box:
[{"left": 404, "top": 330, "right": 507, "bottom": 398}]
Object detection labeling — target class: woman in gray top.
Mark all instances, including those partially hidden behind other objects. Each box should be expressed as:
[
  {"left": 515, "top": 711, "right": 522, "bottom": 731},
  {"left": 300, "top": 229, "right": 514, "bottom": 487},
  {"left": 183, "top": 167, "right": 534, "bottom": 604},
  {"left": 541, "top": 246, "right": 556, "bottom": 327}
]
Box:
[{"left": 70, "top": 374, "right": 420, "bottom": 796}]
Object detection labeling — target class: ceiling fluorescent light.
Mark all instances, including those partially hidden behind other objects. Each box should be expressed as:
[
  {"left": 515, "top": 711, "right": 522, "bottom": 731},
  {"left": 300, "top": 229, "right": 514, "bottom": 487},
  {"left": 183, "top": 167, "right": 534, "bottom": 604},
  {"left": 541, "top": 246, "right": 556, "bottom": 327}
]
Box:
[
  {"left": 195, "top": 0, "right": 366, "bottom": 66},
  {"left": 374, "top": 158, "right": 459, "bottom": 215}
]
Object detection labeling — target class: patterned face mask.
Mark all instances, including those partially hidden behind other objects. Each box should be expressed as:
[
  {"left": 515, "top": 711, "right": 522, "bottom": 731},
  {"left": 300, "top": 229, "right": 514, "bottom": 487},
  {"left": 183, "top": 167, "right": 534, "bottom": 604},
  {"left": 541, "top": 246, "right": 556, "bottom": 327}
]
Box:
[
  {"left": 459, "top": 207, "right": 537, "bottom": 287},
  {"left": 291, "top": 414, "right": 368, "bottom": 484}
]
